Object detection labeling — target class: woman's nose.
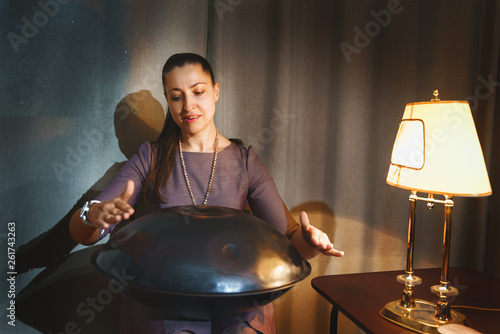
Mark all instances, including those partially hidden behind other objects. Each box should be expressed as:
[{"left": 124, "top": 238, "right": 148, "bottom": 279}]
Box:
[{"left": 184, "top": 96, "right": 196, "bottom": 111}]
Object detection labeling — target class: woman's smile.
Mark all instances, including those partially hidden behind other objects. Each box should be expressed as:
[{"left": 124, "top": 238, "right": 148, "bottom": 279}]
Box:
[{"left": 183, "top": 114, "right": 201, "bottom": 123}]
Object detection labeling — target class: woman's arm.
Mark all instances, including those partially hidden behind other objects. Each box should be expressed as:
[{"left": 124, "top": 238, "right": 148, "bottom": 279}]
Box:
[{"left": 69, "top": 142, "right": 152, "bottom": 245}]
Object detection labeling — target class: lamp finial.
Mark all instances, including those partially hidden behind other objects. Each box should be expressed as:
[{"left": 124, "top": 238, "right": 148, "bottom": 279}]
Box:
[{"left": 432, "top": 89, "right": 440, "bottom": 101}]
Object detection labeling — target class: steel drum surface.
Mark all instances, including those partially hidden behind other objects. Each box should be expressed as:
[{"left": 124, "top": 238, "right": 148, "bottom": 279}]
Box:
[{"left": 92, "top": 205, "right": 311, "bottom": 319}]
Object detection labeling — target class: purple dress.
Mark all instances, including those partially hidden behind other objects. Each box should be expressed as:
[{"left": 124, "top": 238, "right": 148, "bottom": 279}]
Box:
[{"left": 95, "top": 142, "right": 300, "bottom": 334}]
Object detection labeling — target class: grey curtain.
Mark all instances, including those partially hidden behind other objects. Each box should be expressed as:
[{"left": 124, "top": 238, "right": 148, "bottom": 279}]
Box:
[{"left": 1, "top": 1, "right": 498, "bottom": 333}]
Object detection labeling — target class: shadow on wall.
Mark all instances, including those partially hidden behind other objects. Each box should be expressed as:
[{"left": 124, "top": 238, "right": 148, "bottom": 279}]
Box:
[{"left": 16, "top": 90, "right": 164, "bottom": 334}]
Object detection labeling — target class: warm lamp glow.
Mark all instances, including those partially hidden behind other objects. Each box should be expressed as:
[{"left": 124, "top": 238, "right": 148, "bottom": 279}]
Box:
[
  {"left": 386, "top": 100, "right": 492, "bottom": 196},
  {"left": 380, "top": 92, "right": 493, "bottom": 333}
]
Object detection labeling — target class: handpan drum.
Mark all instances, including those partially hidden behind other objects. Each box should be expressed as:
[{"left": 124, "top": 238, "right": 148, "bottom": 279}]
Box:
[{"left": 91, "top": 205, "right": 311, "bottom": 320}]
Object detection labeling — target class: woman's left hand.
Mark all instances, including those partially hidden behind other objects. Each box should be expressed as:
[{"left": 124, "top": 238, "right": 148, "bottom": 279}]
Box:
[{"left": 300, "top": 211, "right": 344, "bottom": 257}]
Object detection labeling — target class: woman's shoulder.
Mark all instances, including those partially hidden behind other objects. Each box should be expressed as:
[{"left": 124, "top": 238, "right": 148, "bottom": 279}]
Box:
[
  {"left": 138, "top": 141, "right": 154, "bottom": 158},
  {"left": 125, "top": 141, "right": 154, "bottom": 168},
  {"left": 224, "top": 140, "right": 265, "bottom": 171},
  {"left": 225, "top": 138, "right": 253, "bottom": 159},
  {"left": 138, "top": 141, "right": 153, "bottom": 151},
  {"left": 228, "top": 138, "right": 245, "bottom": 147}
]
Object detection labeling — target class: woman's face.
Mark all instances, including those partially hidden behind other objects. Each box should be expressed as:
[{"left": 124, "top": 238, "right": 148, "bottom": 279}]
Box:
[{"left": 163, "top": 63, "right": 219, "bottom": 137}]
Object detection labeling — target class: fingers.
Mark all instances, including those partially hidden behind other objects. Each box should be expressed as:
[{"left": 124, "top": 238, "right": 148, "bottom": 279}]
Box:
[
  {"left": 120, "top": 180, "right": 135, "bottom": 203},
  {"left": 300, "top": 210, "right": 345, "bottom": 257},
  {"left": 85, "top": 181, "right": 135, "bottom": 229},
  {"left": 322, "top": 248, "right": 345, "bottom": 257},
  {"left": 108, "top": 180, "right": 135, "bottom": 220},
  {"left": 312, "top": 230, "right": 344, "bottom": 257},
  {"left": 118, "top": 180, "right": 135, "bottom": 217},
  {"left": 91, "top": 209, "right": 125, "bottom": 230},
  {"left": 308, "top": 226, "right": 332, "bottom": 250},
  {"left": 87, "top": 202, "right": 121, "bottom": 229},
  {"left": 100, "top": 199, "right": 134, "bottom": 223},
  {"left": 109, "top": 199, "right": 134, "bottom": 219},
  {"left": 299, "top": 211, "right": 311, "bottom": 231},
  {"left": 94, "top": 218, "right": 110, "bottom": 230}
]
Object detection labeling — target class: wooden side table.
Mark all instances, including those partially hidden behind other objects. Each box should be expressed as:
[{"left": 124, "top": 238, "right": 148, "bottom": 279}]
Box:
[{"left": 311, "top": 267, "right": 500, "bottom": 334}]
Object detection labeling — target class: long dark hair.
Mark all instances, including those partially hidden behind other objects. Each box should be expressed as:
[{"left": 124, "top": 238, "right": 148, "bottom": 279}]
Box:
[{"left": 143, "top": 53, "right": 215, "bottom": 204}]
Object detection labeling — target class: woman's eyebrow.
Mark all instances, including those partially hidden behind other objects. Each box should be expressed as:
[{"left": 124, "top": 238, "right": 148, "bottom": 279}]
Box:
[
  {"left": 167, "top": 82, "right": 207, "bottom": 94},
  {"left": 190, "top": 82, "right": 207, "bottom": 88}
]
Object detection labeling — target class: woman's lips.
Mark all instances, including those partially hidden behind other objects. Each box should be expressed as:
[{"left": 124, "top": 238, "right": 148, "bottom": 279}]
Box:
[{"left": 184, "top": 115, "right": 201, "bottom": 123}]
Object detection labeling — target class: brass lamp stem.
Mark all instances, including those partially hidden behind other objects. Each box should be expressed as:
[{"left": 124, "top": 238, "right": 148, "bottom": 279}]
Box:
[
  {"left": 396, "top": 191, "right": 422, "bottom": 308},
  {"left": 404, "top": 192, "right": 420, "bottom": 304},
  {"left": 441, "top": 196, "right": 453, "bottom": 284},
  {"left": 407, "top": 191, "right": 417, "bottom": 274},
  {"left": 431, "top": 195, "right": 459, "bottom": 321}
]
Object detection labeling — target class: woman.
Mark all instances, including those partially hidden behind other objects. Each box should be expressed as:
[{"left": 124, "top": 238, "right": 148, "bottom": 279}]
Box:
[{"left": 70, "top": 53, "right": 343, "bottom": 334}]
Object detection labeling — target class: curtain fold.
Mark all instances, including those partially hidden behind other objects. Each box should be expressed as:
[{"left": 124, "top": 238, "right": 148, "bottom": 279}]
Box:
[{"left": 476, "top": 0, "right": 500, "bottom": 278}]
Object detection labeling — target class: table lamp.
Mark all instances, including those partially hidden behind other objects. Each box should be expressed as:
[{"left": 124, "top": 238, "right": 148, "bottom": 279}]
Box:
[{"left": 380, "top": 89, "right": 492, "bottom": 333}]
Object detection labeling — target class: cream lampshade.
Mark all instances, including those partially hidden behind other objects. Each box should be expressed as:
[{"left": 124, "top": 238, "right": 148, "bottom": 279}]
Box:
[{"left": 386, "top": 99, "right": 492, "bottom": 196}]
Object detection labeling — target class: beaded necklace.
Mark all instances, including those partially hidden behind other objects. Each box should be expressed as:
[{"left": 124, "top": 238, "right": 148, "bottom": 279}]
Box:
[{"left": 178, "top": 128, "right": 219, "bottom": 205}]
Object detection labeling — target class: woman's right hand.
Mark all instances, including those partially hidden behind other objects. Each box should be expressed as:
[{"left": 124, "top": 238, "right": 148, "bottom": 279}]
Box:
[{"left": 86, "top": 180, "right": 135, "bottom": 229}]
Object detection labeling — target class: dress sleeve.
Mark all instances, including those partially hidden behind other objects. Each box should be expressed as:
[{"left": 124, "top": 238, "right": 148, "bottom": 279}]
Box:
[
  {"left": 93, "top": 141, "right": 153, "bottom": 239},
  {"left": 245, "top": 147, "right": 300, "bottom": 238}
]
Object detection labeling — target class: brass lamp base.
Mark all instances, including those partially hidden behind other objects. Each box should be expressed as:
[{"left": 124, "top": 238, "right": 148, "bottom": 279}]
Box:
[{"left": 380, "top": 299, "right": 467, "bottom": 334}]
